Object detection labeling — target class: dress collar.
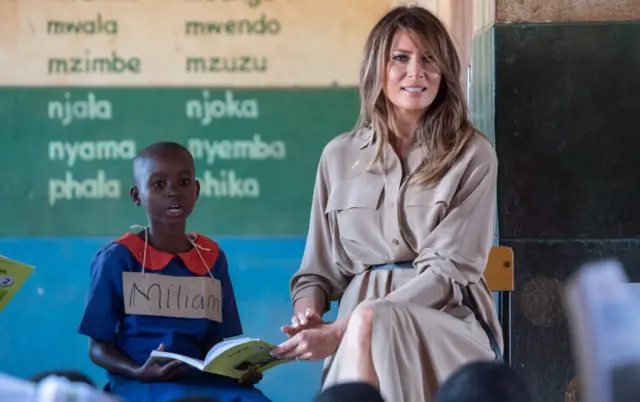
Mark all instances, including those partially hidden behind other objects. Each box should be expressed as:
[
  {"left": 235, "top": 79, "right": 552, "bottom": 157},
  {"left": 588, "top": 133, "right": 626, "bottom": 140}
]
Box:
[{"left": 114, "top": 232, "right": 220, "bottom": 275}]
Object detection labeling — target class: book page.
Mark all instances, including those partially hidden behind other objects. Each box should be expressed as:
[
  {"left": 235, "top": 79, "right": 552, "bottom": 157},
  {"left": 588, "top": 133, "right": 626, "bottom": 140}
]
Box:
[
  {"left": 150, "top": 351, "right": 205, "bottom": 370},
  {"left": 205, "top": 337, "right": 255, "bottom": 363}
]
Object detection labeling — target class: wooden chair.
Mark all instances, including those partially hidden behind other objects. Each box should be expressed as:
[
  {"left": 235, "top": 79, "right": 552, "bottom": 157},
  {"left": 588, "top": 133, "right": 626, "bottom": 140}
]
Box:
[{"left": 484, "top": 245, "right": 514, "bottom": 365}]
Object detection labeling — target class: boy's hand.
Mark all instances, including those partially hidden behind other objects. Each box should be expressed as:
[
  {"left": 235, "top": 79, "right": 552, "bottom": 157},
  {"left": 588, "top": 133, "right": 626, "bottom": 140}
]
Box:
[
  {"left": 133, "top": 343, "right": 186, "bottom": 382},
  {"left": 238, "top": 369, "right": 263, "bottom": 386}
]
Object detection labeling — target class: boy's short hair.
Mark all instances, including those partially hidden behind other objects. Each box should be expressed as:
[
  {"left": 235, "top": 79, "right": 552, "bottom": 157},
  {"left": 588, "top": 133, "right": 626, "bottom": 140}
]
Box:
[
  {"left": 29, "top": 370, "right": 96, "bottom": 387},
  {"left": 436, "top": 361, "right": 531, "bottom": 402}
]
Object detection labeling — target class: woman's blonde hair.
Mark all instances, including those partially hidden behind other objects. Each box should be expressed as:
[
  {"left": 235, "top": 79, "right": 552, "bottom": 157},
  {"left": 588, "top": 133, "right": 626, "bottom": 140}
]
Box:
[{"left": 354, "top": 5, "right": 481, "bottom": 186}]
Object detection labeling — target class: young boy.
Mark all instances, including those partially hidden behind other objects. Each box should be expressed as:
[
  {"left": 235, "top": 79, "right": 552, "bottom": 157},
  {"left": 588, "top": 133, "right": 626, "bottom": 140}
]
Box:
[{"left": 77, "top": 142, "right": 270, "bottom": 402}]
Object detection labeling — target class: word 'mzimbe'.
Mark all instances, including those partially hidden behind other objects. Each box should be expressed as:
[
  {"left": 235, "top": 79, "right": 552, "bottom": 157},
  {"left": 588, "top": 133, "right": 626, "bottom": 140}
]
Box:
[{"left": 128, "top": 281, "right": 220, "bottom": 314}]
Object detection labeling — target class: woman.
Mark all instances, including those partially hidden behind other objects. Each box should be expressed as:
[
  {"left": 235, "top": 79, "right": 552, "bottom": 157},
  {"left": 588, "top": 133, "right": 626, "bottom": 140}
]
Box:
[{"left": 271, "top": 5, "right": 503, "bottom": 402}]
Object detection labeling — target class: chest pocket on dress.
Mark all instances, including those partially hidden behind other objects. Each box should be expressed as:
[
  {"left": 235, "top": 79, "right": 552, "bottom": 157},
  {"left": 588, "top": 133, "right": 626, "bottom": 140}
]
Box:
[
  {"left": 402, "top": 183, "right": 454, "bottom": 232},
  {"left": 325, "top": 176, "right": 384, "bottom": 243},
  {"left": 403, "top": 184, "right": 453, "bottom": 207}
]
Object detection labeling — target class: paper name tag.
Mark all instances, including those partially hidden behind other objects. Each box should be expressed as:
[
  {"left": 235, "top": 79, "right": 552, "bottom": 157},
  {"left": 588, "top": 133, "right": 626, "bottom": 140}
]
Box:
[{"left": 122, "top": 272, "right": 222, "bottom": 322}]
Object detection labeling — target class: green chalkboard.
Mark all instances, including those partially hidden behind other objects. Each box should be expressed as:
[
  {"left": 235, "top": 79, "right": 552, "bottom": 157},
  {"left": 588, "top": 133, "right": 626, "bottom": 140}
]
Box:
[{"left": 0, "top": 87, "right": 359, "bottom": 237}]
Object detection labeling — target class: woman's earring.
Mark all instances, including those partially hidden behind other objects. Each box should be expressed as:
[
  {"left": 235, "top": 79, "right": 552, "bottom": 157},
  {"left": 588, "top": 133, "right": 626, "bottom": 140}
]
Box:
[{"left": 135, "top": 200, "right": 141, "bottom": 206}]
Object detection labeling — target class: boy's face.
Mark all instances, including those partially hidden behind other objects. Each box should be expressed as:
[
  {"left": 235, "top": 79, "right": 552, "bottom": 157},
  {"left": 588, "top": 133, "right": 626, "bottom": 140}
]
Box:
[{"left": 130, "top": 149, "right": 200, "bottom": 226}]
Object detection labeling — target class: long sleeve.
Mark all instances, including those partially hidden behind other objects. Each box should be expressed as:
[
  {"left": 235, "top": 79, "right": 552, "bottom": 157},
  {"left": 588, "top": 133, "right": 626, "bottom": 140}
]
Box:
[
  {"left": 386, "top": 141, "right": 498, "bottom": 307},
  {"left": 290, "top": 149, "right": 351, "bottom": 313}
]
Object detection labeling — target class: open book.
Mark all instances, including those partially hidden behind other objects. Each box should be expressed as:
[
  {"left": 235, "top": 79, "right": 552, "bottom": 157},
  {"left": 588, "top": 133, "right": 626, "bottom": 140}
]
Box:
[
  {"left": 0, "top": 255, "right": 35, "bottom": 312},
  {"left": 150, "top": 337, "right": 292, "bottom": 380}
]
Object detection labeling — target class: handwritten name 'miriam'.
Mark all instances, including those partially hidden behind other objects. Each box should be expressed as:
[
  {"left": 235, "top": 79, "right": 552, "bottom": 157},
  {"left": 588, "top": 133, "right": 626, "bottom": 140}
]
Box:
[{"left": 129, "top": 282, "right": 220, "bottom": 314}]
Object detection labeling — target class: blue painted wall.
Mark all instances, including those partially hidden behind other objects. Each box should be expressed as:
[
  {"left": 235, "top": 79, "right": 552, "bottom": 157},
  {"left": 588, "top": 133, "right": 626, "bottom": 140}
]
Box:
[{"left": 0, "top": 237, "right": 337, "bottom": 402}]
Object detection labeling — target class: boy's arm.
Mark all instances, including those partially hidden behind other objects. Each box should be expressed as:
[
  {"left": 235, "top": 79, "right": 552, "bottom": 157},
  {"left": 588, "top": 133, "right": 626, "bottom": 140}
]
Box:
[
  {"left": 78, "top": 245, "right": 184, "bottom": 381},
  {"left": 89, "top": 339, "right": 184, "bottom": 381},
  {"left": 79, "top": 246, "right": 142, "bottom": 377},
  {"left": 89, "top": 339, "right": 140, "bottom": 378}
]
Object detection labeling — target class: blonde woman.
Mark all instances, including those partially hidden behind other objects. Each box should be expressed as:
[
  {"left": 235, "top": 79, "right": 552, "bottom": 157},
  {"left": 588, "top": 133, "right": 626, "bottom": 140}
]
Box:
[{"left": 272, "top": 5, "right": 503, "bottom": 401}]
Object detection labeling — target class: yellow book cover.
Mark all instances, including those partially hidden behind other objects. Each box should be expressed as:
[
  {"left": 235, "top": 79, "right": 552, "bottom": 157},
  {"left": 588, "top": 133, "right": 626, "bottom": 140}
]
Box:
[
  {"left": 151, "top": 337, "right": 292, "bottom": 380},
  {"left": 0, "top": 255, "right": 35, "bottom": 312}
]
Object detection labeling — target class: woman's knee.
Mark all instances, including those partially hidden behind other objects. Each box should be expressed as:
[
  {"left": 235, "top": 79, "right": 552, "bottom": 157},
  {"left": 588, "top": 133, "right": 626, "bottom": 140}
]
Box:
[{"left": 346, "top": 299, "right": 388, "bottom": 342}]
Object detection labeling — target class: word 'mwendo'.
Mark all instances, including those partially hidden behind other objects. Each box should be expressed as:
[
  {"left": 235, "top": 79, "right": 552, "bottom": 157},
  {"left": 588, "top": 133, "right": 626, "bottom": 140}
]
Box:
[
  {"left": 186, "top": 90, "right": 258, "bottom": 124},
  {"left": 185, "top": 14, "right": 281, "bottom": 36},
  {"left": 48, "top": 92, "right": 112, "bottom": 125},
  {"left": 189, "top": 0, "right": 271, "bottom": 8}
]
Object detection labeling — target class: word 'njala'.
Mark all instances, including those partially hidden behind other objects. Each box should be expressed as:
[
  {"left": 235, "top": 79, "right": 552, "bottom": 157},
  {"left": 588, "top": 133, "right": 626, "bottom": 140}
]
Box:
[
  {"left": 186, "top": 90, "right": 258, "bottom": 124},
  {"left": 48, "top": 92, "right": 112, "bottom": 125}
]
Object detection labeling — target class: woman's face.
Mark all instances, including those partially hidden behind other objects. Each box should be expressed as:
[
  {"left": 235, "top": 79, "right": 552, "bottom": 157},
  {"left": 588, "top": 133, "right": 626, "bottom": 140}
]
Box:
[{"left": 384, "top": 30, "right": 442, "bottom": 120}]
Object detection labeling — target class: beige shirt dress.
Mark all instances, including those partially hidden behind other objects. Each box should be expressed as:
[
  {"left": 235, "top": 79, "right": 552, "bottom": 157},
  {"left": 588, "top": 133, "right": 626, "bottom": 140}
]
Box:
[{"left": 290, "top": 128, "right": 503, "bottom": 402}]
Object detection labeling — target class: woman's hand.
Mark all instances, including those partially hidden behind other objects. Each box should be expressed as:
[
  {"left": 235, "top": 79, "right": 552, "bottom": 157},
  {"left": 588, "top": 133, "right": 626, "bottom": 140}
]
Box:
[
  {"left": 281, "top": 308, "right": 324, "bottom": 338},
  {"left": 133, "top": 343, "right": 186, "bottom": 382},
  {"left": 272, "top": 320, "right": 347, "bottom": 361}
]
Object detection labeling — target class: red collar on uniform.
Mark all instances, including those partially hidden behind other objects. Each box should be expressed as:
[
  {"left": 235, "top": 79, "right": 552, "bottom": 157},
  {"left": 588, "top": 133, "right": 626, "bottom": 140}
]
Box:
[{"left": 114, "top": 232, "right": 220, "bottom": 275}]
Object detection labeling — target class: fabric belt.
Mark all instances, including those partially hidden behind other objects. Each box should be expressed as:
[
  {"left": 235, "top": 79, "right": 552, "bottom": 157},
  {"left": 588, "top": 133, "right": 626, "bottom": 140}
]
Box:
[{"left": 369, "top": 262, "right": 504, "bottom": 363}]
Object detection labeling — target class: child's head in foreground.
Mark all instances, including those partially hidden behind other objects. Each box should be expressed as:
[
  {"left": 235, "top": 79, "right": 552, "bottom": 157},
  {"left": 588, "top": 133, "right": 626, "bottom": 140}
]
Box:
[
  {"left": 130, "top": 141, "right": 200, "bottom": 226},
  {"left": 29, "top": 370, "right": 95, "bottom": 387},
  {"left": 435, "top": 361, "right": 531, "bottom": 402}
]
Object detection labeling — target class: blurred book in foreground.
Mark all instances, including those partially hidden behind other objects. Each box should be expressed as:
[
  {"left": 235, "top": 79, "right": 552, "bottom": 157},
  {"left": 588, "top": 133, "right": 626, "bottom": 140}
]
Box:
[
  {"left": 0, "top": 255, "right": 34, "bottom": 312},
  {"left": 564, "top": 259, "right": 640, "bottom": 402}
]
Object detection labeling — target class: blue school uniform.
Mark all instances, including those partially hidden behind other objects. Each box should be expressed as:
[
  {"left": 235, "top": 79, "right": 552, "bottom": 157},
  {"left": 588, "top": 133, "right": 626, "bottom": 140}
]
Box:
[{"left": 78, "top": 232, "right": 271, "bottom": 402}]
